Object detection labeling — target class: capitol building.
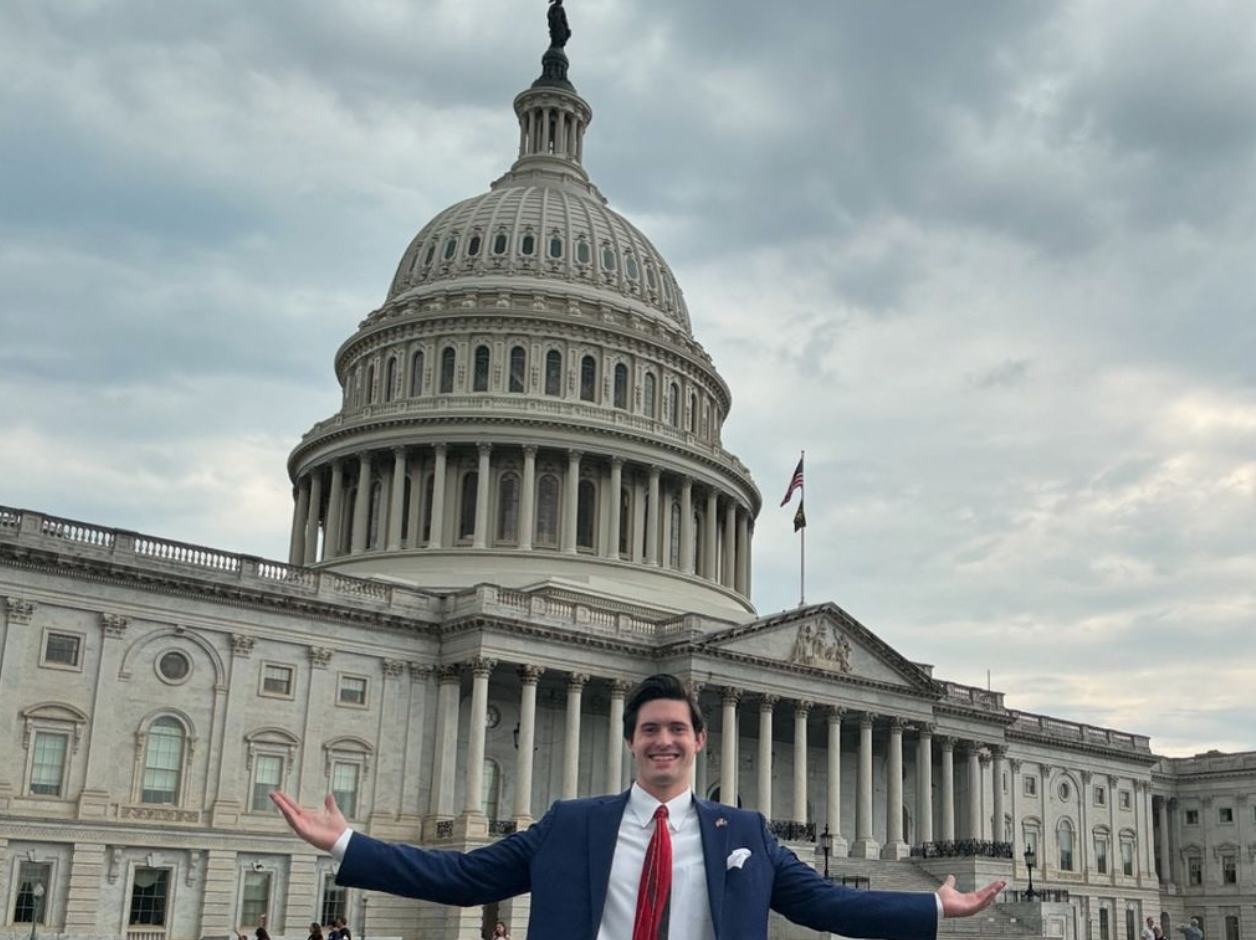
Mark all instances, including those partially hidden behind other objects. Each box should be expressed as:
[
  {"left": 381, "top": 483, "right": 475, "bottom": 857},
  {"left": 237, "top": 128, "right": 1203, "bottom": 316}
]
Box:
[{"left": 1, "top": 22, "right": 1253, "bottom": 940}]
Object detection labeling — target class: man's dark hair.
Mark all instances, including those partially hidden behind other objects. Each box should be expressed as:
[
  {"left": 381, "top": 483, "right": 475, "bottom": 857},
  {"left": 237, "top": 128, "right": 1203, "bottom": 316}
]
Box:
[{"left": 622, "top": 674, "right": 704, "bottom": 740}]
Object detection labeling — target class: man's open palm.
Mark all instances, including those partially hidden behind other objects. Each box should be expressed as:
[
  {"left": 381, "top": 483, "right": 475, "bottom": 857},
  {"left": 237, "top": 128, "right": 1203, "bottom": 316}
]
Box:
[
  {"left": 270, "top": 791, "right": 347, "bottom": 852},
  {"left": 937, "top": 875, "right": 1005, "bottom": 918}
]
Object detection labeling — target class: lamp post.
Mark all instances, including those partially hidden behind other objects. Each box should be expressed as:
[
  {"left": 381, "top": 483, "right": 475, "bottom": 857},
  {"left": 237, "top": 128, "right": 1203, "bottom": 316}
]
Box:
[
  {"left": 1023, "top": 844, "right": 1038, "bottom": 901},
  {"left": 820, "top": 825, "right": 834, "bottom": 879},
  {"left": 29, "top": 883, "right": 45, "bottom": 940}
]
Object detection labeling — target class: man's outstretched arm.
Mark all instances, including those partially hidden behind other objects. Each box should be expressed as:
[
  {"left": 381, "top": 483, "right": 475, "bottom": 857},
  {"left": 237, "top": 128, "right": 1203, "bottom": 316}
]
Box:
[
  {"left": 936, "top": 875, "right": 1006, "bottom": 919},
  {"left": 270, "top": 792, "right": 347, "bottom": 852}
]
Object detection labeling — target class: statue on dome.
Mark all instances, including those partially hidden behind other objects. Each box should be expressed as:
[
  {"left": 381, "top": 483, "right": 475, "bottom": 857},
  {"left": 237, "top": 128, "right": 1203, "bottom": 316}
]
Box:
[{"left": 548, "top": 0, "right": 571, "bottom": 49}]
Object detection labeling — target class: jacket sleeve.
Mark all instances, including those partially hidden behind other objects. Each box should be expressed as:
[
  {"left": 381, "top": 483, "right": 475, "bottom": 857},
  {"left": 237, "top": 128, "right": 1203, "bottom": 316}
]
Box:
[
  {"left": 765, "top": 821, "right": 938, "bottom": 940},
  {"left": 334, "top": 808, "right": 555, "bottom": 907}
]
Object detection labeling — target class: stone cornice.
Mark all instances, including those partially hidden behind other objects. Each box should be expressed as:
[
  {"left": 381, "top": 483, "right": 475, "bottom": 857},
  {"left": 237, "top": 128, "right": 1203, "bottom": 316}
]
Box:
[{"left": 1006, "top": 727, "right": 1160, "bottom": 766}]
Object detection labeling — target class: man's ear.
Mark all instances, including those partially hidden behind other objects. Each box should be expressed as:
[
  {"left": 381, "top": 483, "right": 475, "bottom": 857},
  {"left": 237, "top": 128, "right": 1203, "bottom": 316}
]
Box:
[{"left": 695, "top": 730, "right": 707, "bottom": 752}]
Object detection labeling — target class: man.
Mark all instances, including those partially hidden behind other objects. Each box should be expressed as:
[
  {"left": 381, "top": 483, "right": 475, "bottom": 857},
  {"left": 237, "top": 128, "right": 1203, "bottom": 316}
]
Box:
[
  {"left": 1144, "top": 917, "right": 1158, "bottom": 940},
  {"left": 273, "top": 674, "right": 1004, "bottom": 940}
]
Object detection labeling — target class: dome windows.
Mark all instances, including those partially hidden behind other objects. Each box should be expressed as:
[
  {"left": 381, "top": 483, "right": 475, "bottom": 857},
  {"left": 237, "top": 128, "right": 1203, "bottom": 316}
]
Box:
[
  {"left": 467, "top": 234, "right": 482, "bottom": 257},
  {"left": 601, "top": 245, "right": 617, "bottom": 272},
  {"left": 625, "top": 254, "right": 639, "bottom": 281},
  {"left": 508, "top": 346, "right": 527, "bottom": 393},
  {"left": 384, "top": 357, "right": 398, "bottom": 403},
  {"left": 668, "top": 382, "right": 680, "bottom": 426},
  {"left": 549, "top": 233, "right": 564, "bottom": 259},
  {"left": 544, "top": 350, "right": 563, "bottom": 396},
  {"left": 580, "top": 355, "right": 597, "bottom": 402},
  {"left": 643, "top": 372, "right": 657, "bottom": 418},
  {"left": 473, "top": 345, "right": 490, "bottom": 392},
  {"left": 440, "top": 348, "right": 456, "bottom": 394},
  {"left": 576, "top": 237, "right": 591, "bottom": 265},
  {"left": 410, "top": 350, "right": 425, "bottom": 397},
  {"left": 493, "top": 232, "right": 509, "bottom": 255},
  {"left": 521, "top": 232, "right": 536, "bottom": 256},
  {"left": 424, "top": 243, "right": 436, "bottom": 266},
  {"left": 613, "top": 363, "right": 628, "bottom": 409},
  {"left": 645, "top": 264, "right": 658, "bottom": 290},
  {"left": 536, "top": 474, "right": 560, "bottom": 547},
  {"left": 443, "top": 236, "right": 459, "bottom": 260}
]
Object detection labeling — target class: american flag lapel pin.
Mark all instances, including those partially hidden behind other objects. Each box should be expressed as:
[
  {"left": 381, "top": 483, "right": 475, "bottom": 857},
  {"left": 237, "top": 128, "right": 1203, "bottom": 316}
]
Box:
[{"left": 715, "top": 817, "right": 728, "bottom": 828}]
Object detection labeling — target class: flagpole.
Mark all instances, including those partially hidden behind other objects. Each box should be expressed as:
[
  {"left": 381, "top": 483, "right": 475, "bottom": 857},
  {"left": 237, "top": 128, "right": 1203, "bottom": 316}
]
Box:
[{"left": 799, "top": 450, "right": 806, "bottom": 607}]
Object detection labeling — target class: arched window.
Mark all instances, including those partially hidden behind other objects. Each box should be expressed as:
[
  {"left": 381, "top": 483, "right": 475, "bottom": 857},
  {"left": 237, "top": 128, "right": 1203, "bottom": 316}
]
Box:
[
  {"left": 384, "top": 357, "right": 397, "bottom": 403},
  {"left": 645, "top": 264, "right": 658, "bottom": 289},
  {"left": 493, "top": 232, "right": 508, "bottom": 255},
  {"left": 545, "top": 350, "right": 563, "bottom": 396},
  {"left": 467, "top": 234, "right": 482, "bottom": 257},
  {"left": 473, "top": 345, "right": 490, "bottom": 392},
  {"left": 141, "top": 717, "right": 185, "bottom": 805},
  {"left": 459, "top": 472, "right": 478, "bottom": 540},
  {"left": 580, "top": 355, "right": 597, "bottom": 402},
  {"left": 410, "top": 350, "right": 424, "bottom": 397},
  {"left": 1057, "top": 819, "right": 1075, "bottom": 871},
  {"left": 440, "top": 347, "right": 456, "bottom": 393},
  {"left": 423, "top": 242, "right": 436, "bottom": 266},
  {"left": 521, "top": 232, "right": 536, "bottom": 256},
  {"left": 367, "top": 481, "right": 383, "bottom": 548},
  {"left": 366, "top": 363, "right": 377, "bottom": 404},
  {"left": 692, "top": 509, "right": 703, "bottom": 571},
  {"left": 668, "top": 382, "right": 680, "bottom": 426},
  {"left": 668, "top": 501, "right": 681, "bottom": 567},
  {"left": 549, "top": 235, "right": 563, "bottom": 259},
  {"left": 421, "top": 474, "right": 434, "bottom": 544},
  {"left": 443, "top": 235, "right": 458, "bottom": 260},
  {"left": 497, "top": 473, "right": 520, "bottom": 543},
  {"left": 577, "top": 480, "right": 596, "bottom": 550},
  {"left": 626, "top": 254, "right": 639, "bottom": 280},
  {"left": 687, "top": 392, "right": 697, "bottom": 432},
  {"left": 613, "top": 363, "right": 628, "bottom": 409},
  {"left": 643, "top": 373, "right": 656, "bottom": 417},
  {"left": 509, "top": 346, "right": 527, "bottom": 393},
  {"left": 601, "top": 245, "right": 616, "bottom": 271},
  {"left": 619, "top": 489, "right": 631, "bottom": 556},
  {"left": 576, "top": 238, "right": 591, "bottom": 265},
  {"left": 536, "top": 474, "right": 560, "bottom": 547}
]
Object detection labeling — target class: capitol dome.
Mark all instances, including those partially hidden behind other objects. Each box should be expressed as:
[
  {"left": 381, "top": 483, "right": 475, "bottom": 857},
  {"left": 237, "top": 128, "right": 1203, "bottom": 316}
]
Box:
[{"left": 286, "top": 43, "right": 760, "bottom": 620}]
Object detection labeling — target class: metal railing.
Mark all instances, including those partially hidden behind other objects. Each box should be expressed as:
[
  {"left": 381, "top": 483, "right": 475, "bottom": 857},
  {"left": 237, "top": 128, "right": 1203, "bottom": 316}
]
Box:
[
  {"left": 768, "top": 820, "right": 817, "bottom": 842},
  {"left": 912, "top": 840, "right": 1014, "bottom": 859},
  {"left": 1001, "top": 889, "right": 1070, "bottom": 903},
  {"left": 489, "top": 819, "right": 518, "bottom": 836}
]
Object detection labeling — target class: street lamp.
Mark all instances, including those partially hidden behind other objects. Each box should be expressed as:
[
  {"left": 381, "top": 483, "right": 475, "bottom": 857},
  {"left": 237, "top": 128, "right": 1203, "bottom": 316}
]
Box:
[
  {"left": 1023, "top": 844, "right": 1038, "bottom": 901},
  {"left": 29, "top": 883, "right": 45, "bottom": 940},
  {"left": 820, "top": 825, "right": 834, "bottom": 879}
]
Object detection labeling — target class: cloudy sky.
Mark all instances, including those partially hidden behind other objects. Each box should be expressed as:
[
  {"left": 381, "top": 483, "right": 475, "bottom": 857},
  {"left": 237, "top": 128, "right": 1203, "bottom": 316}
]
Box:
[{"left": 2, "top": 1, "right": 1253, "bottom": 757}]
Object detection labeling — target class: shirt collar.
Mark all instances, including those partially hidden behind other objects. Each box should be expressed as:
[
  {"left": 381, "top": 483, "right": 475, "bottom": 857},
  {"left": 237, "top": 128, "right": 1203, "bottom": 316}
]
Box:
[{"left": 628, "top": 782, "right": 693, "bottom": 832}]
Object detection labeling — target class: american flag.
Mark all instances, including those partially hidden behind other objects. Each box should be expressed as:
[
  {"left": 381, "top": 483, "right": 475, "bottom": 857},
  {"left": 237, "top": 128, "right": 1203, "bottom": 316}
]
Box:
[{"left": 780, "top": 455, "right": 804, "bottom": 506}]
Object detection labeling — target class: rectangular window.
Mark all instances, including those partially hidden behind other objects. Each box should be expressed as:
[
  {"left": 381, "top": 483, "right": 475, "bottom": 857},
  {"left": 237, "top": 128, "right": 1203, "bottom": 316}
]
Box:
[
  {"left": 1219, "top": 806, "right": 1234, "bottom": 824},
  {"left": 1095, "top": 838, "right": 1108, "bottom": 874},
  {"left": 261, "top": 664, "right": 293, "bottom": 697},
  {"left": 43, "top": 632, "right": 81, "bottom": 667},
  {"left": 251, "top": 754, "right": 283, "bottom": 812},
  {"left": 1100, "top": 908, "right": 1111, "bottom": 940},
  {"left": 320, "top": 874, "right": 346, "bottom": 927},
  {"left": 1189, "top": 858, "right": 1203, "bottom": 885},
  {"left": 1222, "top": 855, "right": 1237, "bottom": 884},
  {"left": 240, "top": 870, "right": 271, "bottom": 929},
  {"left": 1119, "top": 790, "right": 1132, "bottom": 810},
  {"left": 1185, "top": 809, "right": 1200, "bottom": 825},
  {"left": 1024, "top": 776, "right": 1037, "bottom": 797},
  {"left": 332, "top": 762, "right": 359, "bottom": 818},
  {"left": 1225, "top": 915, "right": 1240, "bottom": 940},
  {"left": 128, "top": 868, "right": 170, "bottom": 926},
  {"left": 1122, "top": 841, "right": 1134, "bottom": 876},
  {"left": 1126, "top": 909, "right": 1137, "bottom": 940},
  {"left": 338, "top": 676, "right": 368, "bottom": 707},
  {"left": 12, "top": 862, "right": 52, "bottom": 923},
  {"left": 30, "top": 731, "right": 68, "bottom": 796},
  {"left": 1095, "top": 785, "right": 1107, "bottom": 806}
]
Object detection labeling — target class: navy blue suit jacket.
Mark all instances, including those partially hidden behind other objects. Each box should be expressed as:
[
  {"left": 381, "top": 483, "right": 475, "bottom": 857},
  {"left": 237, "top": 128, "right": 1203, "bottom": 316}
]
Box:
[{"left": 337, "top": 792, "right": 938, "bottom": 940}]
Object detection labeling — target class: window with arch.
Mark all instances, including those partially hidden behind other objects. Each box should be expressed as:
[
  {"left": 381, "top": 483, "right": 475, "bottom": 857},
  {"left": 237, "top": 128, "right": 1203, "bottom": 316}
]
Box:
[
  {"left": 545, "top": 350, "right": 563, "bottom": 396},
  {"left": 141, "top": 716, "right": 185, "bottom": 805},
  {"left": 459, "top": 471, "right": 478, "bottom": 541},
  {"left": 473, "top": 345, "right": 490, "bottom": 392},
  {"left": 410, "top": 349, "right": 425, "bottom": 397},
  {"left": 643, "top": 372, "right": 656, "bottom": 418},
  {"left": 668, "top": 382, "right": 680, "bottom": 426},
  {"left": 687, "top": 392, "right": 697, "bottom": 432},
  {"left": 424, "top": 242, "right": 436, "bottom": 266},
  {"left": 549, "top": 234, "right": 563, "bottom": 259},
  {"left": 692, "top": 509, "right": 703, "bottom": 571},
  {"left": 613, "top": 363, "right": 628, "bottom": 409},
  {"left": 576, "top": 479, "right": 596, "bottom": 550},
  {"left": 384, "top": 357, "right": 397, "bottom": 403},
  {"left": 497, "top": 472, "right": 520, "bottom": 543},
  {"left": 245, "top": 728, "right": 297, "bottom": 812},
  {"left": 443, "top": 235, "right": 458, "bottom": 260},
  {"left": 22, "top": 703, "right": 85, "bottom": 798},
  {"left": 366, "top": 362, "right": 377, "bottom": 404},
  {"left": 493, "top": 231, "right": 508, "bottom": 255},
  {"left": 467, "top": 233, "right": 482, "bottom": 257},
  {"left": 324, "top": 737, "right": 373, "bottom": 821},
  {"left": 668, "top": 500, "right": 681, "bottom": 567},
  {"left": 625, "top": 253, "right": 639, "bottom": 280},
  {"left": 536, "top": 474, "right": 560, "bottom": 547},
  {"left": 619, "top": 488, "right": 631, "bottom": 557},
  {"left": 440, "top": 347, "right": 456, "bottom": 393},
  {"left": 1057, "top": 818, "right": 1075, "bottom": 871},
  {"left": 367, "top": 481, "right": 383, "bottom": 549},
  {"left": 576, "top": 237, "right": 591, "bottom": 265},
  {"left": 1094, "top": 830, "right": 1110, "bottom": 874},
  {"left": 509, "top": 346, "right": 527, "bottom": 393},
  {"left": 521, "top": 232, "right": 536, "bottom": 256},
  {"left": 645, "top": 263, "right": 658, "bottom": 290},
  {"left": 580, "top": 355, "right": 597, "bottom": 402},
  {"left": 601, "top": 245, "right": 617, "bottom": 272},
  {"left": 421, "top": 473, "right": 435, "bottom": 544}
]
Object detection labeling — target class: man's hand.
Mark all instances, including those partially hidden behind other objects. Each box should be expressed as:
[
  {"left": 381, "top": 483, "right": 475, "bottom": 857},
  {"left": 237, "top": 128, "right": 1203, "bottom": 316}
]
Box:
[
  {"left": 937, "top": 875, "right": 1006, "bottom": 918},
  {"left": 269, "top": 792, "right": 347, "bottom": 852}
]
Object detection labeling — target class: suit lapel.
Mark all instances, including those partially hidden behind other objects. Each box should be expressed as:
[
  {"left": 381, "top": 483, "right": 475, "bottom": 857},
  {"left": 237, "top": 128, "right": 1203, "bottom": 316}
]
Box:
[
  {"left": 694, "top": 798, "right": 729, "bottom": 940},
  {"left": 588, "top": 791, "right": 631, "bottom": 940}
]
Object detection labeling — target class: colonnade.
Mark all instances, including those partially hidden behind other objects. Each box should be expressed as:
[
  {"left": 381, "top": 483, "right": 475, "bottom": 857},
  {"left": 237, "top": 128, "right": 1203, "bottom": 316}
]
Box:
[{"left": 288, "top": 443, "right": 754, "bottom": 595}]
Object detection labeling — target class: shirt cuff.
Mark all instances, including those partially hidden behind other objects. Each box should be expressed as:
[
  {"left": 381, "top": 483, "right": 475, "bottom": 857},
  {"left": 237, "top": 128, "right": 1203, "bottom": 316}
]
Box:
[
  {"left": 330, "top": 828, "right": 355, "bottom": 862},
  {"left": 935, "top": 893, "right": 945, "bottom": 920}
]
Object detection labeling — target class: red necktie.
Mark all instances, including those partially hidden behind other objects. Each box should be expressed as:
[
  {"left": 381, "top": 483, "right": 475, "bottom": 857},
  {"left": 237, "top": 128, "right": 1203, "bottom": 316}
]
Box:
[{"left": 632, "top": 805, "right": 673, "bottom": 940}]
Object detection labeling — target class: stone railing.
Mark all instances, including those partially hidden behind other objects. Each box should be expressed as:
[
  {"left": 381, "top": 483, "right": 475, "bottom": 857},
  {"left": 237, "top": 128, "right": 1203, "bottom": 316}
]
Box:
[
  {"left": 489, "top": 819, "right": 518, "bottom": 836},
  {"left": 1000, "top": 889, "right": 1071, "bottom": 903},
  {"left": 768, "top": 820, "right": 816, "bottom": 843},
  {"left": 825, "top": 873, "right": 870, "bottom": 889},
  {"left": 940, "top": 681, "right": 1006, "bottom": 712},
  {"left": 0, "top": 507, "right": 439, "bottom": 620},
  {"left": 912, "top": 840, "right": 1014, "bottom": 859},
  {"left": 452, "top": 584, "right": 678, "bottom": 644},
  {"left": 1009, "top": 712, "right": 1152, "bottom": 754}
]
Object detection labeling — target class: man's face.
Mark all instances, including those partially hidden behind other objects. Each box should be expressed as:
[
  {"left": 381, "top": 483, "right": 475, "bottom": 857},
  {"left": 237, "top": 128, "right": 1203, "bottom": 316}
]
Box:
[{"left": 628, "top": 698, "right": 706, "bottom": 801}]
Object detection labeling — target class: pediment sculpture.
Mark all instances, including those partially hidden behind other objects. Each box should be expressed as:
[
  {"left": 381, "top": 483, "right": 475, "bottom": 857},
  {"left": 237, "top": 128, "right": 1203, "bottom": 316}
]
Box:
[{"left": 791, "top": 621, "right": 852, "bottom": 672}]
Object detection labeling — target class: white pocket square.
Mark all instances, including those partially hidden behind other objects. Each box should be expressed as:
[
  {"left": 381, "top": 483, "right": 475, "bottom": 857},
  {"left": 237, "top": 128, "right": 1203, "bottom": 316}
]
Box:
[{"left": 726, "top": 848, "right": 752, "bottom": 870}]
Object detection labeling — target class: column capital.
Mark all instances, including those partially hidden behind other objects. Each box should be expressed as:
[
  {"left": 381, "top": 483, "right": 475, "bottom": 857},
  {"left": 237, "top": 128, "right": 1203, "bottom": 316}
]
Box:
[
  {"left": 466, "top": 657, "right": 497, "bottom": 678},
  {"left": 939, "top": 735, "right": 957, "bottom": 752},
  {"left": 680, "top": 475, "right": 693, "bottom": 489},
  {"left": 1080, "top": 769, "right": 1093, "bottom": 785},
  {"left": 913, "top": 721, "right": 936, "bottom": 736},
  {"left": 433, "top": 442, "right": 448, "bottom": 456},
  {"left": 1009, "top": 758, "right": 1023, "bottom": 773},
  {"left": 826, "top": 705, "right": 846, "bottom": 724},
  {"left": 989, "top": 743, "right": 1008, "bottom": 760},
  {"left": 959, "top": 739, "right": 984, "bottom": 757},
  {"left": 408, "top": 662, "right": 433, "bottom": 682},
  {"left": 382, "top": 658, "right": 407, "bottom": 678},
  {"left": 1136, "top": 780, "right": 1149, "bottom": 794},
  {"left": 567, "top": 671, "right": 590, "bottom": 690},
  {"left": 610, "top": 455, "right": 625, "bottom": 468},
  {"left": 859, "top": 712, "right": 877, "bottom": 730},
  {"left": 794, "top": 700, "right": 813, "bottom": 718},
  {"left": 5, "top": 597, "right": 37, "bottom": 624},
  {"left": 978, "top": 750, "right": 992, "bottom": 766},
  {"left": 523, "top": 444, "right": 539, "bottom": 458},
  {"left": 436, "top": 663, "right": 461, "bottom": 683},
  {"left": 759, "top": 694, "right": 780, "bottom": 712},
  {"left": 567, "top": 448, "right": 583, "bottom": 462},
  {"left": 887, "top": 716, "right": 905, "bottom": 732},
  {"left": 685, "top": 679, "right": 705, "bottom": 697},
  {"left": 518, "top": 664, "right": 546, "bottom": 685},
  {"left": 609, "top": 678, "right": 633, "bottom": 696},
  {"left": 477, "top": 442, "right": 493, "bottom": 456},
  {"left": 648, "top": 465, "right": 661, "bottom": 480},
  {"left": 309, "top": 646, "right": 334, "bottom": 669},
  {"left": 391, "top": 445, "right": 407, "bottom": 457},
  {"left": 100, "top": 613, "right": 129, "bottom": 638},
  {"left": 230, "top": 634, "right": 255, "bottom": 658},
  {"left": 721, "top": 687, "right": 742, "bottom": 707}
]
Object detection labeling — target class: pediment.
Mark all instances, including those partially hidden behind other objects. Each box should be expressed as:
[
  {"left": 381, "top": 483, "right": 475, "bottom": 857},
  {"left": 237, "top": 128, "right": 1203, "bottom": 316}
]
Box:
[{"left": 698, "top": 603, "right": 937, "bottom": 691}]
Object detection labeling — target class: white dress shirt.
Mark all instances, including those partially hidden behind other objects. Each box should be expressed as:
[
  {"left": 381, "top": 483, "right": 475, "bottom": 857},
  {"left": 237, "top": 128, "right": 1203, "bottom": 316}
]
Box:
[{"left": 596, "top": 784, "right": 715, "bottom": 940}]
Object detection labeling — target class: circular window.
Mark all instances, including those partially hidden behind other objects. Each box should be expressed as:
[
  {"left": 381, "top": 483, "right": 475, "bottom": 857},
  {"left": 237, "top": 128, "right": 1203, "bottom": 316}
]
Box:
[
  {"left": 1058, "top": 781, "right": 1071, "bottom": 801},
  {"left": 157, "top": 650, "right": 191, "bottom": 684}
]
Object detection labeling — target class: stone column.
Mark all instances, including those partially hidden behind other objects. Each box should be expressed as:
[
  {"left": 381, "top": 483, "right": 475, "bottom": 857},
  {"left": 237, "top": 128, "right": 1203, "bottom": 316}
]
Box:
[
  {"left": 881, "top": 717, "right": 907, "bottom": 858},
  {"left": 794, "top": 701, "right": 811, "bottom": 823},
  {"left": 563, "top": 450, "right": 582, "bottom": 553},
  {"left": 562, "top": 673, "right": 588, "bottom": 799},
  {"left": 606, "top": 679, "right": 629, "bottom": 794},
  {"left": 303, "top": 470, "right": 323, "bottom": 564},
  {"left": 723, "top": 500, "right": 737, "bottom": 587},
  {"left": 940, "top": 736, "right": 956, "bottom": 841},
  {"left": 991, "top": 745, "right": 1006, "bottom": 843},
  {"left": 1136, "top": 781, "right": 1152, "bottom": 879},
  {"left": 704, "top": 489, "right": 719, "bottom": 580},
  {"left": 606, "top": 457, "right": 623, "bottom": 559},
  {"left": 1158, "top": 796, "right": 1172, "bottom": 883},
  {"left": 428, "top": 444, "right": 447, "bottom": 549},
  {"left": 680, "top": 477, "right": 694, "bottom": 574},
  {"left": 513, "top": 665, "right": 543, "bottom": 823},
  {"left": 290, "top": 476, "right": 309, "bottom": 564},
  {"left": 720, "top": 688, "right": 740, "bottom": 806},
  {"left": 405, "top": 454, "right": 424, "bottom": 548},
  {"left": 428, "top": 665, "right": 460, "bottom": 819},
  {"left": 387, "top": 448, "right": 408, "bottom": 551},
  {"left": 378, "top": 462, "right": 393, "bottom": 550},
  {"left": 351, "top": 453, "right": 372, "bottom": 554},
  {"left": 826, "top": 707, "right": 848, "bottom": 855},
  {"left": 851, "top": 713, "right": 879, "bottom": 857},
  {"left": 463, "top": 658, "right": 495, "bottom": 815},
  {"left": 917, "top": 724, "right": 934, "bottom": 845},
  {"left": 325, "top": 460, "right": 345, "bottom": 559},
  {"left": 966, "top": 745, "right": 983, "bottom": 840},
  {"left": 631, "top": 475, "right": 646, "bottom": 562},
  {"left": 758, "top": 695, "right": 778, "bottom": 818},
  {"left": 519, "top": 445, "right": 536, "bottom": 551},
  {"left": 473, "top": 444, "right": 492, "bottom": 549},
  {"left": 736, "top": 510, "right": 750, "bottom": 594},
  {"left": 645, "top": 466, "right": 661, "bottom": 565},
  {"left": 688, "top": 680, "right": 706, "bottom": 793}
]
